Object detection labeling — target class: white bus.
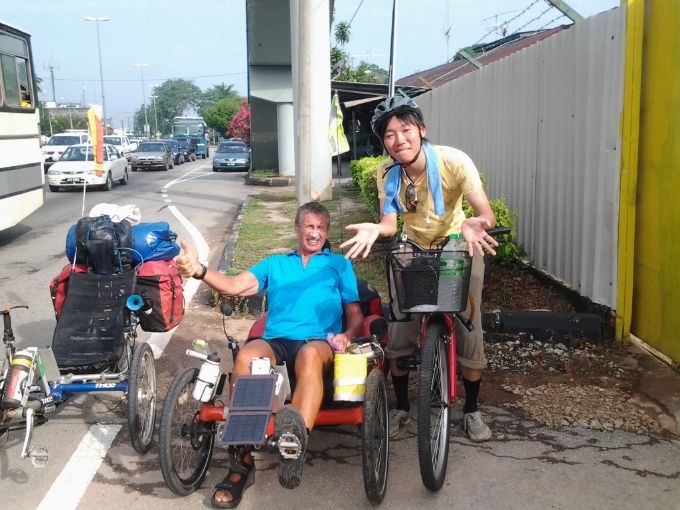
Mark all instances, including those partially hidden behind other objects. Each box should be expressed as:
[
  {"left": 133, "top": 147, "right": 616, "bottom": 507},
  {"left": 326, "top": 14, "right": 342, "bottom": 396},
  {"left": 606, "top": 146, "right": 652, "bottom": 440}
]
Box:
[{"left": 0, "top": 20, "right": 43, "bottom": 232}]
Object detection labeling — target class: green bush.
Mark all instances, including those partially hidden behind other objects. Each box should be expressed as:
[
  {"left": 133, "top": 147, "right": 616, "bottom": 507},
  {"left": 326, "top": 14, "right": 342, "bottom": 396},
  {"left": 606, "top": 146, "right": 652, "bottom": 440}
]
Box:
[
  {"left": 350, "top": 156, "right": 385, "bottom": 222},
  {"left": 353, "top": 158, "right": 523, "bottom": 264}
]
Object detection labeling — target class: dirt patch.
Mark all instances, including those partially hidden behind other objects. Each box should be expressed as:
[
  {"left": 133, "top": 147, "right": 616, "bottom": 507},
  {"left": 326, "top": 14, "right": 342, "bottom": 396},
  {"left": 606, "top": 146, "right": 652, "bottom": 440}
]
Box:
[{"left": 479, "top": 263, "right": 673, "bottom": 437}]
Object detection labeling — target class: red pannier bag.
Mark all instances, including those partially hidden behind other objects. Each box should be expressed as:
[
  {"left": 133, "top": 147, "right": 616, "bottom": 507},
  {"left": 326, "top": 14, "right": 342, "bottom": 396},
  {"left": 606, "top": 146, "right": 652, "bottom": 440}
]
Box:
[
  {"left": 50, "top": 263, "right": 88, "bottom": 319},
  {"left": 135, "top": 259, "right": 184, "bottom": 332}
]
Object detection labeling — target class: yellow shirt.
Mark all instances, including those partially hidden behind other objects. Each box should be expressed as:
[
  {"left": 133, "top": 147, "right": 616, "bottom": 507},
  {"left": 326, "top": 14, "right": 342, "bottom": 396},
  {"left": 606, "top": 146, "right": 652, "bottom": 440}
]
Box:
[{"left": 377, "top": 145, "right": 482, "bottom": 249}]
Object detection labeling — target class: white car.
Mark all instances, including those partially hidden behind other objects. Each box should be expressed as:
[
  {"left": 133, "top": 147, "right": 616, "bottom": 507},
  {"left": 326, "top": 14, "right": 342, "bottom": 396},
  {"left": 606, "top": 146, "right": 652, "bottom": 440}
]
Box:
[
  {"left": 42, "top": 131, "right": 90, "bottom": 173},
  {"left": 46, "top": 144, "right": 129, "bottom": 192},
  {"left": 103, "top": 135, "right": 134, "bottom": 160}
]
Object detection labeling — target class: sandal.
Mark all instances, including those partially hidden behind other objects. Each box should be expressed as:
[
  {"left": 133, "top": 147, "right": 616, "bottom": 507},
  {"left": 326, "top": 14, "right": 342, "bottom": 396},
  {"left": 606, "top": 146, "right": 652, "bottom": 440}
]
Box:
[
  {"left": 211, "top": 459, "right": 255, "bottom": 509},
  {"left": 275, "top": 405, "right": 308, "bottom": 490}
]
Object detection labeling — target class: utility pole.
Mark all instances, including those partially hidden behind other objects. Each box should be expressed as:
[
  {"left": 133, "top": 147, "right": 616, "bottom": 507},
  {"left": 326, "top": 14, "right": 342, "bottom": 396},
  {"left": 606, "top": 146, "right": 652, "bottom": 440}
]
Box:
[{"left": 43, "top": 61, "right": 60, "bottom": 103}]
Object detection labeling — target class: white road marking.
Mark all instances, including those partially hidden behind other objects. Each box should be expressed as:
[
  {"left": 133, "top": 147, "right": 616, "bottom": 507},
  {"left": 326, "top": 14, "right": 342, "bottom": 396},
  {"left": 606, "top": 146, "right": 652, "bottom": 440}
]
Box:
[
  {"left": 146, "top": 168, "right": 211, "bottom": 358},
  {"left": 37, "top": 424, "right": 122, "bottom": 510}
]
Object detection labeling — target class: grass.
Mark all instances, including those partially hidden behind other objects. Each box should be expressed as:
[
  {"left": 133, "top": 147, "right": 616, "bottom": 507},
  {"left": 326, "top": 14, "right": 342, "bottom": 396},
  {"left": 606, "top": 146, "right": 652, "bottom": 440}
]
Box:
[
  {"left": 250, "top": 169, "right": 279, "bottom": 178},
  {"left": 228, "top": 187, "right": 389, "bottom": 300}
]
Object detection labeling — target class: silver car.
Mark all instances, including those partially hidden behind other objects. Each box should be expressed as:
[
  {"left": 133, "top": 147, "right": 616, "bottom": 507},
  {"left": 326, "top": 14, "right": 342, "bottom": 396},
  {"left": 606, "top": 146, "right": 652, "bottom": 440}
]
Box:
[{"left": 130, "top": 142, "right": 175, "bottom": 171}]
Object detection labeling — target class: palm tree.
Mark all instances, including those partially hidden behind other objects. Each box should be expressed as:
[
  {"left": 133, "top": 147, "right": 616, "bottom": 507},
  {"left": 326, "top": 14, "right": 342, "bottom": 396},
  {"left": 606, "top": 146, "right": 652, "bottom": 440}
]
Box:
[{"left": 334, "top": 21, "right": 350, "bottom": 48}]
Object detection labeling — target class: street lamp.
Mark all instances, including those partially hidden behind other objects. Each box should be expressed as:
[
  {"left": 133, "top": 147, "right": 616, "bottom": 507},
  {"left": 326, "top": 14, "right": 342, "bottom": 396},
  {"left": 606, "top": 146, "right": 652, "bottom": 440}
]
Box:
[
  {"left": 133, "top": 63, "right": 149, "bottom": 137},
  {"left": 149, "top": 84, "right": 159, "bottom": 137},
  {"left": 149, "top": 95, "right": 159, "bottom": 138},
  {"left": 84, "top": 16, "right": 110, "bottom": 131}
]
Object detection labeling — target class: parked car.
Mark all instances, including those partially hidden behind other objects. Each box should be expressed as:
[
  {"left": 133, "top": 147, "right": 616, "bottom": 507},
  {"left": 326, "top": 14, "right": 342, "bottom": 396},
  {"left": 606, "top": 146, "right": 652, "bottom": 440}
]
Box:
[
  {"left": 212, "top": 141, "right": 251, "bottom": 172},
  {"left": 159, "top": 139, "right": 184, "bottom": 165},
  {"left": 103, "top": 135, "right": 134, "bottom": 160},
  {"left": 130, "top": 142, "right": 174, "bottom": 171},
  {"left": 178, "top": 140, "right": 196, "bottom": 162},
  {"left": 42, "top": 131, "right": 90, "bottom": 173},
  {"left": 354, "top": 135, "right": 382, "bottom": 158},
  {"left": 46, "top": 144, "right": 129, "bottom": 192}
]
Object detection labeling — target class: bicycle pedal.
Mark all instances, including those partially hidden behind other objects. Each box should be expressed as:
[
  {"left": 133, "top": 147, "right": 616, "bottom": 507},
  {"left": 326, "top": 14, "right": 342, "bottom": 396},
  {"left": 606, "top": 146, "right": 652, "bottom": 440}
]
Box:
[{"left": 29, "top": 444, "right": 49, "bottom": 467}]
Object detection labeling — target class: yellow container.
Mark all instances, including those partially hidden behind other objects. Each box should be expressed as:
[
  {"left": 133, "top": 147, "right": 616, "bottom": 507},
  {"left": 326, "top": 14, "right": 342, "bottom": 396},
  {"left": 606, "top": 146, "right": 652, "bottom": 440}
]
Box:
[{"left": 333, "top": 353, "right": 368, "bottom": 401}]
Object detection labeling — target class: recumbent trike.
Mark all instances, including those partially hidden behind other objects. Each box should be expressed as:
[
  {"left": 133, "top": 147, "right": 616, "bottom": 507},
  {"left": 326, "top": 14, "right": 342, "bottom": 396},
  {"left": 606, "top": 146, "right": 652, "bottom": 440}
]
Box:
[{"left": 158, "top": 290, "right": 391, "bottom": 505}]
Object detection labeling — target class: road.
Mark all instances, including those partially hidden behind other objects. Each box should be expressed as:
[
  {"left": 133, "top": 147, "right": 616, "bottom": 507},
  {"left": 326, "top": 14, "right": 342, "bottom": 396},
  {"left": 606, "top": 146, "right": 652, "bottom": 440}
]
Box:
[{"left": 1, "top": 156, "right": 679, "bottom": 510}]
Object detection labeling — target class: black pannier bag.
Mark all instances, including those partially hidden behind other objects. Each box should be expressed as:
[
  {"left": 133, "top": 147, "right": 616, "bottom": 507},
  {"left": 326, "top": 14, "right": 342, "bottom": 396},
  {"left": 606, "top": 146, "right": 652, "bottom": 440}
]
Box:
[{"left": 75, "top": 215, "right": 135, "bottom": 274}]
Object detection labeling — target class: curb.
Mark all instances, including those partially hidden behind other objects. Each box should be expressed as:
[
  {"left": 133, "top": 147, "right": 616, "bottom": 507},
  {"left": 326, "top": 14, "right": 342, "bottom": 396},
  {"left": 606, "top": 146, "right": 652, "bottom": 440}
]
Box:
[{"left": 216, "top": 196, "right": 266, "bottom": 314}]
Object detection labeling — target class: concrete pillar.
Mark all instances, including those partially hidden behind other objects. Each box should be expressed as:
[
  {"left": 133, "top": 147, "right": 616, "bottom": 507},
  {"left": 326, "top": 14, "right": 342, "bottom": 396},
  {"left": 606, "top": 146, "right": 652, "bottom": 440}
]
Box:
[
  {"left": 277, "top": 102, "right": 295, "bottom": 177},
  {"left": 291, "top": 0, "right": 332, "bottom": 204}
]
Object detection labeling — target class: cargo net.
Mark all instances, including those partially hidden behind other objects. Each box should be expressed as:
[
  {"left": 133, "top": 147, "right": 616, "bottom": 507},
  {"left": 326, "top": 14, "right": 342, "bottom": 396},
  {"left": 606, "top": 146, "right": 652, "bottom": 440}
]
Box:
[{"left": 389, "top": 249, "right": 472, "bottom": 313}]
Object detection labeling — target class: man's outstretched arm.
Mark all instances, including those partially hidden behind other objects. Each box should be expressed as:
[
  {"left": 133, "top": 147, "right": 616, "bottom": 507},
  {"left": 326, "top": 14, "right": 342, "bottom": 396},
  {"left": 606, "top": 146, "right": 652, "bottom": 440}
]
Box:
[{"left": 176, "top": 240, "right": 260, "bottom": 296}]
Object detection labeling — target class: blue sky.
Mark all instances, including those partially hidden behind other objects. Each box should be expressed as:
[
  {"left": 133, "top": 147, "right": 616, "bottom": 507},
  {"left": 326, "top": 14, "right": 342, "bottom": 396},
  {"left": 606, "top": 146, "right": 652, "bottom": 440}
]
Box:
[{"left": 5, "top": 0, "right": 618, "bottom": 128}]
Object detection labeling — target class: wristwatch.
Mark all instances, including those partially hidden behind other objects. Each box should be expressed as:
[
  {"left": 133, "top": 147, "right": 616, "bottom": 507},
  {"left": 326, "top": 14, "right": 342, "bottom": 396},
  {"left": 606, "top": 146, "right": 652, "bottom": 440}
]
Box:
[{"left": 194, "top": 264, "right": 208, "bottom": 280}]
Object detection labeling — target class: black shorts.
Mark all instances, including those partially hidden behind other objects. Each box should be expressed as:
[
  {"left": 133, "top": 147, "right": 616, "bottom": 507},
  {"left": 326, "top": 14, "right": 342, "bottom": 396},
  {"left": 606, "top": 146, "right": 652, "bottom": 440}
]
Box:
[{"left": 266, "top": 338, "right": 328, "bottom": 370}]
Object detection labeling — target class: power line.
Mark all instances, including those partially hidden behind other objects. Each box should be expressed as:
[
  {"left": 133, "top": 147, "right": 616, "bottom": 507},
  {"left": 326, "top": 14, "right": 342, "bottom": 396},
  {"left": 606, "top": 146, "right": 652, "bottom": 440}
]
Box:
[
  {"left": 52, "top": 71, "right": 247, "bottom": 83},
  {"left": 348, "top": 0, "right": 365, "bottom": 26}
]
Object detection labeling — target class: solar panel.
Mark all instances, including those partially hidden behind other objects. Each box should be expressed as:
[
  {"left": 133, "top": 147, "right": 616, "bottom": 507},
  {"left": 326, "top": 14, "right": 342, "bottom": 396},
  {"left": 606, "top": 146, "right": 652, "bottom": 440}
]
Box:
[{"left": 218, "top": 374, "right": 277, "bottom": 446}]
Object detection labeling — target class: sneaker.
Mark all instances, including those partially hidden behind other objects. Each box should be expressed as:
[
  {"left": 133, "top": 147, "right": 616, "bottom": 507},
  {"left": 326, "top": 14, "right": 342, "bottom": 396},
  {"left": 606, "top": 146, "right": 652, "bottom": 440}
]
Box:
[
  {"left": 275, "top": 405, "right": 308, "bottom": 489},
  {"left": 388, "top": 409, "right": 412, "bottom": 438},
  {"left": 463, "top": 411, "right": 492, "bottom": 442}
]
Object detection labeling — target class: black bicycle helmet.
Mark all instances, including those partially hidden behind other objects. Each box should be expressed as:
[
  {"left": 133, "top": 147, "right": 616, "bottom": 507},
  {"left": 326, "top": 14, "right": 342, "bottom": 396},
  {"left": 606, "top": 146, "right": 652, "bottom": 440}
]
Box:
[{"left": 371, "top": 95, "right": 423, "bottom": 137}]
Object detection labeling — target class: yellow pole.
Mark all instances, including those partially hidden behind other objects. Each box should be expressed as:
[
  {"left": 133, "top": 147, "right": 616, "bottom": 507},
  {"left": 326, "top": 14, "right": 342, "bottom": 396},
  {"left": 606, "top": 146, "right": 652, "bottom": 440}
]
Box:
[{"left": 616, "top": 0, "right": 645, "bottom": 342}]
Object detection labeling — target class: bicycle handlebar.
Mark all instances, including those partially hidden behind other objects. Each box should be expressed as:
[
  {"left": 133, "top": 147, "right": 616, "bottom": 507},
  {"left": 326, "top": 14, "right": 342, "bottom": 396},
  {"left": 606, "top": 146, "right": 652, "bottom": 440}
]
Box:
[{"left": 370, "top": 226, "right": 513, "bottom": 254}]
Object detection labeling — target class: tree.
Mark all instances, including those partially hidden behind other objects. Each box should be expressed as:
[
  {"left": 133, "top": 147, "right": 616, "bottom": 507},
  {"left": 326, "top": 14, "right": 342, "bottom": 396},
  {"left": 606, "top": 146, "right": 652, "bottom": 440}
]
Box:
[
  {"left": 227, "top": 101, "right": 251, "bottom": 144},
  {"left": 202, "top": 97, "right": 244, "bottom": 137},
  {"left": 334, "top": 21, "right": 350, "bottom": 47},
  {"left": 133, "top": 79, "right": 202, "bottom": 136},
  {"left": 199, "top": 83, "right": 241, "bottom": 111}
]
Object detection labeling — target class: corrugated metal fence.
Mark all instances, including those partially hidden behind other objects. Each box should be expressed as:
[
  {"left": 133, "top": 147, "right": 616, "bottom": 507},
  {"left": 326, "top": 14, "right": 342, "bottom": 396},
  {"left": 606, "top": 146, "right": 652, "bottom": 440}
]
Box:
[{"left": 416, "top": 7, "right": 626, "bottom": 309}]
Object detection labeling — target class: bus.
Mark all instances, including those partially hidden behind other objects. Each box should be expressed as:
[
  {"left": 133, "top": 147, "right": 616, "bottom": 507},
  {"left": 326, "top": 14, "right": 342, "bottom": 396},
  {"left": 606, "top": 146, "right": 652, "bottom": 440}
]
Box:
[
  {"left": 172, "top": 116, "right": 209, "bottom": 159},
  {"left": 0, "top": 20, "right": 43, "bottom": 232}
]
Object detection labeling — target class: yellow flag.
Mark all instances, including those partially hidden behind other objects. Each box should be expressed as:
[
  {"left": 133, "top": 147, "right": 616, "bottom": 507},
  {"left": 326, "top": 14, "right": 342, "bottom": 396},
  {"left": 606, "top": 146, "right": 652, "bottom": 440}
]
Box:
[
  {"left": 328, "top": 93, "right": 349, "bottom": 156},
  {"left": 87, "top": 105, "right": 104, "bottom": 176}
]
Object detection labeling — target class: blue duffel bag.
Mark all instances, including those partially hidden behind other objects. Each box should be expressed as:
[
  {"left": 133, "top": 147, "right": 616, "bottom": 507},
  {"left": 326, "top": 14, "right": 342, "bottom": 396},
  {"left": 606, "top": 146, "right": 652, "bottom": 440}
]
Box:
[{"left": 67, "top": 221, "right": 180, "bottom": 265}]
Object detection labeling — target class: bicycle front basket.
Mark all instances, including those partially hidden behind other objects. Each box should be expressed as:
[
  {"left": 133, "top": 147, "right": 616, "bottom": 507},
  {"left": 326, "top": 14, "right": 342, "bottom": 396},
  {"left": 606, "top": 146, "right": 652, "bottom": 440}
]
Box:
[{"left": 389, "top": 251, "right": 442, "bottom": 313}]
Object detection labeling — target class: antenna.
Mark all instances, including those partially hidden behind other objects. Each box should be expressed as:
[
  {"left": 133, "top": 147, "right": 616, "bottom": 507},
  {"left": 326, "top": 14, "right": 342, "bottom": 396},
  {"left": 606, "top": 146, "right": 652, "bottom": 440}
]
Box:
[{"left": 43, "top": 60, "right": 60, "bottom": 103}]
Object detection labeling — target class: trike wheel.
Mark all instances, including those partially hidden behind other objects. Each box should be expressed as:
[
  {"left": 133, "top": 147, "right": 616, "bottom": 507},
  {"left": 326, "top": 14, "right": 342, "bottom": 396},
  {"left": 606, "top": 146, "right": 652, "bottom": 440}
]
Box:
[
  {"left": 417, "top": 322, "right": 450, "bottom": 491},
  {"left": 159, "top": 368, "right": 214, "bottom": 496},
  {"left": 128, "top": 342, "right": 157, "bottom": 453},
  {"left": 361, "top": 368, "right": 389, "bottom": 504}
]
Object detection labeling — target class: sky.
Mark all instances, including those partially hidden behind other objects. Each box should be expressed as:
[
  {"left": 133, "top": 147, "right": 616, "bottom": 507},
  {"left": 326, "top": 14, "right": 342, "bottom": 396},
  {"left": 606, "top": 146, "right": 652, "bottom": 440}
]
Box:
[{"left": 5, "top": 0, "right": 619, "bottom": 129}]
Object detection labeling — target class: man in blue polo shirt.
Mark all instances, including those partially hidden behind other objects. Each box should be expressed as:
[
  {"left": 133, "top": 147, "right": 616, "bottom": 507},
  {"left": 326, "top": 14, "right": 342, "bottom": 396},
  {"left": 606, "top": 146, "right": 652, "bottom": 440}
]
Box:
[{"left": 177, "top": 201, "right": 363, "bottom": 508}]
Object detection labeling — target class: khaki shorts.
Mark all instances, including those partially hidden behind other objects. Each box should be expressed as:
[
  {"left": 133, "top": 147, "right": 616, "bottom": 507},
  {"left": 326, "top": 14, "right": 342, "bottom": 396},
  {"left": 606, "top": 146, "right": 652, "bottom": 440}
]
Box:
[{"left": 385, "top": 252, "right": 488, "bottom": 371}]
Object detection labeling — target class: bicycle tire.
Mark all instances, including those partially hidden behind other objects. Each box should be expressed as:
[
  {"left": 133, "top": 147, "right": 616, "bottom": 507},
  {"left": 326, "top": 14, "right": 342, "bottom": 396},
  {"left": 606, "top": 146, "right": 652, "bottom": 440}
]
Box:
[
  {"left": 361, "top": 369, "right": 389, "bottom": 504},
  {"left": 159, "top": 368, "right": 215, "bottom": 496},
  {"left": 417, "top": 321, "right": 450, "bottom": 491},
  {"left": 128, "top": 342, "right": 157, "bottom": 453}
]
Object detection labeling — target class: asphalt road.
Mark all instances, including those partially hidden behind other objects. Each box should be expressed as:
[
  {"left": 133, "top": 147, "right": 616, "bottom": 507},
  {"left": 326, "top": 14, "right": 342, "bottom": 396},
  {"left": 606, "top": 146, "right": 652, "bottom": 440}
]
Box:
[{"left": 1, "top": 157, "right": 679, "bottom": 510}]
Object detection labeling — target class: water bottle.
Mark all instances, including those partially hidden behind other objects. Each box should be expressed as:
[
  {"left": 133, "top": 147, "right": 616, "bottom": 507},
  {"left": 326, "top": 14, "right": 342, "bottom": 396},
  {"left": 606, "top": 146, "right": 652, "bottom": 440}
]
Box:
[
  {"left": 192, "top": 354, "right": 221, "bottom": 402},
  {"left": 1, "top": 350, "right": 33, "bottom": 409},
  {"left": 438, "top": 234, "right": 462, "bottom": 310}
]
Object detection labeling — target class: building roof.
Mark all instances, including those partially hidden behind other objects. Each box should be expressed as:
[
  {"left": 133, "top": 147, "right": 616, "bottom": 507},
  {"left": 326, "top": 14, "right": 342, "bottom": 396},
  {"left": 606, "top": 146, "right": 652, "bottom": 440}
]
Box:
[{"left": 396, "top": 25, "right": 569, "bottom": 91}]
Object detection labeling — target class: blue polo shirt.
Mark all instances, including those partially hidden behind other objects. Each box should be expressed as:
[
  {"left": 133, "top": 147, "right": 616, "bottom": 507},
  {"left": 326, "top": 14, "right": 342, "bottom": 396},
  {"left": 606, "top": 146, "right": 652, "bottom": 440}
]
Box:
[{"left": 248, "top": 248, "right": 359, "bottom": 341}]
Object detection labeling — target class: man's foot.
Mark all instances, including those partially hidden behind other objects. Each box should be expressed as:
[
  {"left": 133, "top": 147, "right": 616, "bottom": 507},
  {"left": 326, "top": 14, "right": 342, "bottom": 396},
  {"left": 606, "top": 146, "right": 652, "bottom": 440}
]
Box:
[
  {"left": 275, "top": 405, "right": 308, "bottom": 489},
  {"left": 212, "top": 454, "right": 255, "bottom": 508},
  {"left": 463, "top": 411, "right": 492, "bottom": 442},
  {"left": 388, "top": 409, "right": 411, "bottom": 438}
]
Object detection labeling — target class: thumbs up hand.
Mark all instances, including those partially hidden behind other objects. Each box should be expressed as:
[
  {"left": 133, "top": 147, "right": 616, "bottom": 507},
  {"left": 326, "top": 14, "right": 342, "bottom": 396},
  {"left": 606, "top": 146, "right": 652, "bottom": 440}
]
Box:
[{"left": 176, "top": 240, "right": 200, "bottom": 278}]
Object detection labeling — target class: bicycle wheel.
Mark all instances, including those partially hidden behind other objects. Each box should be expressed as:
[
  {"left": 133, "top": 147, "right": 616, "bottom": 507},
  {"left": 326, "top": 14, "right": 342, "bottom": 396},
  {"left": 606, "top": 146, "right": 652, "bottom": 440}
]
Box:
[
  {"left": 159, "top": 368, "right": 215, "bottom": 496},
  {"left": 361, "top": 368, "right": 389, "bottom": 504},
  {"left": 417, "top": 321, "right": 450, "bottom": 491},
  {"left": 128, "top": 342, "right": 157, "bottom": 453}
]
